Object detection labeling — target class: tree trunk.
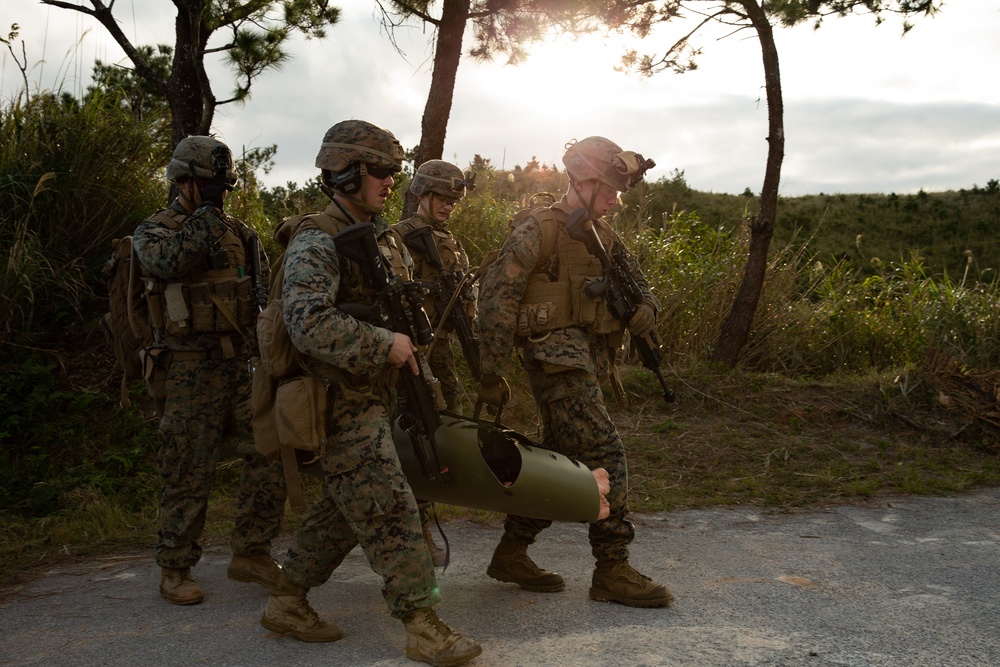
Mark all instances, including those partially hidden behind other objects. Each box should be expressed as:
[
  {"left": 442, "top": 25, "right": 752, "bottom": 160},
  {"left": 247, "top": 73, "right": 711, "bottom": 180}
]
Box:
[
  {"left": 164, "top": 1, "right": 217, "bottom": 202},
  {"left": 403, "top": 0, "right": 470, "bottom": 217},
  {"left": 169, "top": 1, "right": 215, "bottom": 146},
  {"left": 711, "top": 0, "right": 783, "bottom": 367}
]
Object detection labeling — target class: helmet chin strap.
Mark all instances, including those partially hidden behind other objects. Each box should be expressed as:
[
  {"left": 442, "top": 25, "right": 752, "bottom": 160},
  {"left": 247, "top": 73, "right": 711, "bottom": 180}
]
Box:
[
  {"left": 337, "top": 190, "right": 382, "bottom": 218},
  {"left": 570, "top": 179, "right": 598, "bottom": 221},
  {"left": 320, "top": 165, "right": 383, "bottom": 218},
  {"left": 417, "top": 194, "right": 433, "bottom": 218}
]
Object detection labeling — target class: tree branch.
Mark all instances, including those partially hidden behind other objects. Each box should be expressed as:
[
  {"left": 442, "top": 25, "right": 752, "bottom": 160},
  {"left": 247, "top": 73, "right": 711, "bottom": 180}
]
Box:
[{"left": 41, "top": 0, "right": 169, "bottom": 98}]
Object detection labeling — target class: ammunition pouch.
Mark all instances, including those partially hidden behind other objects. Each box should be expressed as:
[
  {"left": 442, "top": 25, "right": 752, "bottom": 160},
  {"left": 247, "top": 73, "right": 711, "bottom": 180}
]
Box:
[{"left": 149, "top": 276, "right": 255, "bottom": 336}]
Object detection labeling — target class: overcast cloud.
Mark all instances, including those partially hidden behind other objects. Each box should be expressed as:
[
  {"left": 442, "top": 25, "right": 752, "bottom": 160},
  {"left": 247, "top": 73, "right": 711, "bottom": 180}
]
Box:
[{"left": 2, "top": 1, "right": 998, "bottom": 196}]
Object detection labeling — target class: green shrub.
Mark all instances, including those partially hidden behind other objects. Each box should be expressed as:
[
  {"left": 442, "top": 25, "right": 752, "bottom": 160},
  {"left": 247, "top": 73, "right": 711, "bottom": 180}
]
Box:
[
  {"left": 0, "top": 354, "right": 159, "bottom": 518},
  {"left": 0, "top": 90, "right": 168, "bottom": 348}
]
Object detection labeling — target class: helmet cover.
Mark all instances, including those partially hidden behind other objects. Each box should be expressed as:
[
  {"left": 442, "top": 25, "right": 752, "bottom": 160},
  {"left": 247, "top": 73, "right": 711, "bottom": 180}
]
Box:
[
  {"left": 409, "top": 160, "right": 476, "bottom": 198},
  {"left": 562, "top": 136, "right": 653, "bottom": 192},
  {"left": 166, "top": 136, "right": 237, "bottom": 184},
  {"left": 315, "top": 119, "right": 405, "bottom": 174}
]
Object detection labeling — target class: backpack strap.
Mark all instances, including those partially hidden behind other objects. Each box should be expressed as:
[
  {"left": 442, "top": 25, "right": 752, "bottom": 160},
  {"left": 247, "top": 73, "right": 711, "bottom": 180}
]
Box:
[
  {"left": 148, "top": 208, "right": 185, "bottom": 231},
  {"left": 532, "top": 208, "right": 559, "bottom": 272},
  {"left": 478, "top": 200, "right": 560, "bottom": 278}
]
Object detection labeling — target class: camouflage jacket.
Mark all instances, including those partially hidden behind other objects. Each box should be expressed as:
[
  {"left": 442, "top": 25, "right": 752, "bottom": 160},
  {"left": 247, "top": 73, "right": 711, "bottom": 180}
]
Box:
[
  {"left": 478, "top": 201, "right": 658, "bottom": 380},
  {"left": 281, "top": 201, "right": 405, "bottom": 397}
]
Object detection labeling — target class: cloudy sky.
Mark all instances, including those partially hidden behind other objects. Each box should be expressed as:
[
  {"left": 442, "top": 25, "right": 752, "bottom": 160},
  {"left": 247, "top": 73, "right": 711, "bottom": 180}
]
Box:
[{"left": 2, "top": 2, "right": 999, "bottom": 196}]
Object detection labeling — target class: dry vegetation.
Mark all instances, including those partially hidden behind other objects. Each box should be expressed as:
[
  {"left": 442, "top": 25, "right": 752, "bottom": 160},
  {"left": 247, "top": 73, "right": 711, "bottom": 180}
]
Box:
[{"left": 3, "top": 348, "right": 1000, "bottom": 595}]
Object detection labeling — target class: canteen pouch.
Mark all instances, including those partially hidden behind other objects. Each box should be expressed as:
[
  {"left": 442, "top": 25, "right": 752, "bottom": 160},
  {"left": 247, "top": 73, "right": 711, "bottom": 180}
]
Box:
[{"left": 274, "top": 374, "right": 328, "bottom": 464}]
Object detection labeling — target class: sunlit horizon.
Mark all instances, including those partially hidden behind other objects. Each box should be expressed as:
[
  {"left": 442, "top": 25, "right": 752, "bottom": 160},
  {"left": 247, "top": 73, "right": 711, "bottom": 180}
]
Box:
[{"left": 3, "top": 1, "right": 998, "bottom": 196}]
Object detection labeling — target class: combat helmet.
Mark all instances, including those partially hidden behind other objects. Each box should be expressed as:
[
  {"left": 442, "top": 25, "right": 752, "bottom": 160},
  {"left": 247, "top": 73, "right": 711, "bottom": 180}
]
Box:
[
  {"left": 410, "top": 160, "right": 476, "bottom": 199},
  {"left": 315, "top": 120, "right": 405, "bottom": 175},
  {"left": 166, "top": 135, "right": 238, "bottom": 185},
  {"left": 562, "top": 136, "right": 655, "bottom": 192}
]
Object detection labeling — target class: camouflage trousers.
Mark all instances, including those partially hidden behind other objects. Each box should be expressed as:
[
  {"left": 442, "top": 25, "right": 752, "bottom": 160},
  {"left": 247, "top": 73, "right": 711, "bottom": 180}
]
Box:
[
  {"left": 280, "top": 390, "right": 440, "bottom": 618},
  {"left": 426, "top": 333, "right": 464, "bottom": 412},
  {"left": 156, "top": 357, "right": 286, "bottom": 569},
  {"left": 504, "top": 361, "right": 635, "bottom": 562}
]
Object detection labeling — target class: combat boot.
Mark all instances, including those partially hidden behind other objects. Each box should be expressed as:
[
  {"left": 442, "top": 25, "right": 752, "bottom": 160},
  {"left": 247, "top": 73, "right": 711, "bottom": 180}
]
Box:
[
  {"left": 260, "top": 573, "right": 344, "bottom": 642},
  {"left": 402, "top": 607, "right": 482, "bottom": 666},
  {"left": 422, "top": 517, "right": 448, "bottom": 567},
  {"left": 228, "top": 553, "right": 281, "bottom": 588},
  {"left": 486, "top": 534, "right": 564, "bottom": 592},
  {"left": 589, "top": 559, "right": 674, "bottom": 608},
  {"left": 159, "top": 567, "right": 204, "bottom": 605}
]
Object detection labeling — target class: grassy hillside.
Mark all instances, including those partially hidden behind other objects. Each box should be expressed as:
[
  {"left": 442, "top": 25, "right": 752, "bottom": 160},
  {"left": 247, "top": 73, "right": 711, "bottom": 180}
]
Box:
[{"left": 635, "top": 172, "right": 1000, "bottom": 281}]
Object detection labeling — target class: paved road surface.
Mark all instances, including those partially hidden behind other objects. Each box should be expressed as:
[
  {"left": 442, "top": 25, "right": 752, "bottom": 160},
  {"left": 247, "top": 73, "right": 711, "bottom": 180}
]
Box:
[{"left": 1, "top": 488, "right": 998, "bottom": 666}]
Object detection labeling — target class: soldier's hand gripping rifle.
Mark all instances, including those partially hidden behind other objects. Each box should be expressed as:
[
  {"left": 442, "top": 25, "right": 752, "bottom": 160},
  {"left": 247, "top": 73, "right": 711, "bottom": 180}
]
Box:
[
  {"left": 332, "top": 222, "right": 452, "bottom": 483},
  {"left": 401, "top": 225, "right": 481, "bottom": 381},
  {"left": 565, "top": 209, "right": 676, "bottom": 404}
]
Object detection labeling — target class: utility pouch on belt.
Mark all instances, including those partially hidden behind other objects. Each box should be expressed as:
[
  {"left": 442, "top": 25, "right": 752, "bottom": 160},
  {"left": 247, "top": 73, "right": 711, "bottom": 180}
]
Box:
[
  {"left": 256, "top": 370, "right": 328, "bottom": 512},
  {"left": 516, "top": 282, "right": 567, "bottom": 337},
  {"left": 235, "top": 276, "right": 253, "bottom": 330},
  {"left": 146, "top": 285, "right": 166, "bottom": 330}
]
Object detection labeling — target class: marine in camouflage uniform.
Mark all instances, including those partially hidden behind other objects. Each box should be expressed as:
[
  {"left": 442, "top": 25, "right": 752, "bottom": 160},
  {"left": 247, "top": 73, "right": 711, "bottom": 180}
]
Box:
[
  {"left": 393, "top": 160, "right": 477, "bottom": 567},
  {"left": 132, "top": 136, "right": 286, "bottom": 606},
  {"left": 393, "top": 160, "right": 477, "bottom": 412},
  {"left": 259, "top": 121, "right": 481, "bottom": 667},
  {"left": 476, "top": 136, "right": 674, "bottom": 608}
]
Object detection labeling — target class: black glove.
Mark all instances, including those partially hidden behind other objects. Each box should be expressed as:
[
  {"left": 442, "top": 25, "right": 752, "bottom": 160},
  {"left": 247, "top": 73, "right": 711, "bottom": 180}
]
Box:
[
  {"left": 477, "top": 373, "right": 511, "bottom": 409},
  {"left": 199, "top": 174, "right": 229, "bottom": 210},
  {"left": 199, "top": 145, "right": 234, "bottom": 210}
]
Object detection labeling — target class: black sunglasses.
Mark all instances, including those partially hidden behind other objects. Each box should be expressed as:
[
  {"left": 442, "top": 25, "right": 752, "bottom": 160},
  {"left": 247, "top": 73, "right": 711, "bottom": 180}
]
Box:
[{"left": 366, "top": 164, "right": 398, "bottom": 179}]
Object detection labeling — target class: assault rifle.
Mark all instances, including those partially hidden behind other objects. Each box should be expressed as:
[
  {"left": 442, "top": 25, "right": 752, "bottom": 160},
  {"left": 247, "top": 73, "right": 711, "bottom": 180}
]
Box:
[
  {"left": 565, "top": 209, "right": 676, "bottom": 404},
  {"left": 332, "top": 222, "right": 452, "bottom": 483},
  {"left": 246, "top": 232, "right": 268, "bottom": 313},
  {"left": 401, "top": 225, "right": 481, "bottom": 380}
]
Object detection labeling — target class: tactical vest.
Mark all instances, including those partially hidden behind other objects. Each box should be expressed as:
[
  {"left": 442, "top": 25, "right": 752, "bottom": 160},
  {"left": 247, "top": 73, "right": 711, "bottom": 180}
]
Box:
[
  {"left": 393, "top": 216, "right": 473, "bottom": 325},
  {"left": 144, "top": 208, "right": 257, "bottom": 341},
  {"left": 274, "top": 209, "right": 410, "bottom": 377},
  {"left": 516, "top": 208, "right": 623, "bottom": 338}
]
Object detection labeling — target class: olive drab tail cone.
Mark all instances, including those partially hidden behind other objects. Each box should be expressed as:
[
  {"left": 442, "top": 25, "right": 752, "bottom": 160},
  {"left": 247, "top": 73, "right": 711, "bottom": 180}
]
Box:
[{"left": 393, "top": 415, "right": 602, "bottom": 523}]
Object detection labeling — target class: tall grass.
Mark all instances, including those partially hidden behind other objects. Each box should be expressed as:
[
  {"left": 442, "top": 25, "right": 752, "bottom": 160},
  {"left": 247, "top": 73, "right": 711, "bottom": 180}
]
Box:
[
  {"left": 445, "top": 168, "right": 1000, "bottom": 378},
  {"left": 0, "top": 89, "right": 168, "bottom": 535},
  {"left": 0, "top": 89, "right": 169, "bottom": 347}
]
